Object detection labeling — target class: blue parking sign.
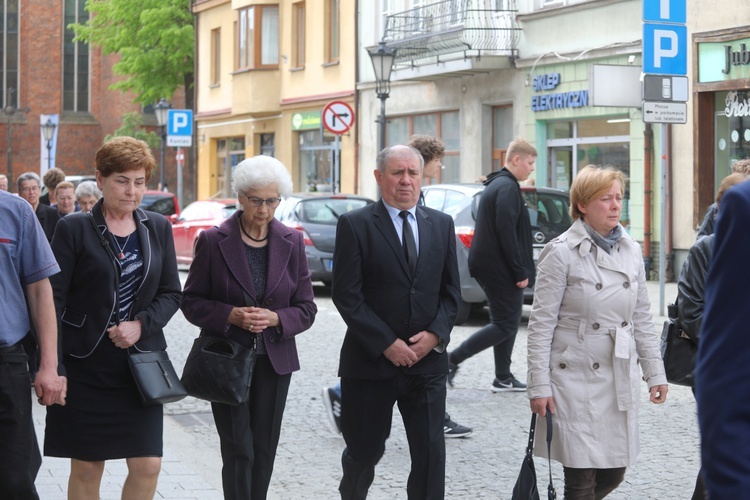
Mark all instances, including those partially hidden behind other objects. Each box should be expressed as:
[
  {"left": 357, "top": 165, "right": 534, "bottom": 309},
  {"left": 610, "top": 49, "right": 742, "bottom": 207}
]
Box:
[
  {"left": 643, "top": 23, "right": 687, "bottom": 75},
  {"left": 167, "top": 109, "right": 193, "bottom": 147}
]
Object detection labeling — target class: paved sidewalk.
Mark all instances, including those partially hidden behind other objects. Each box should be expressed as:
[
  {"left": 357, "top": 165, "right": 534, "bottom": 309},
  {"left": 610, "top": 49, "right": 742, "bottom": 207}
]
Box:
[{"left": 33, "top": 280, "right": 692, "bottom": 499}]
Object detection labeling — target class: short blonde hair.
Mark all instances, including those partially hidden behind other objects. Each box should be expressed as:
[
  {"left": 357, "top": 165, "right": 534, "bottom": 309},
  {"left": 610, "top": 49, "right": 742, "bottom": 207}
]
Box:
[
  {"left": 569, "top": 165, "right": 627, "bottom": 220},
  {"left": 506, "top": 137, "right": 537, "bottom": 165},
  {"left": 55, "top": 181, "right": 75, "bottom": 194},
  {"left": 717, "top": 172, "right": 750, "bottom": 207}
]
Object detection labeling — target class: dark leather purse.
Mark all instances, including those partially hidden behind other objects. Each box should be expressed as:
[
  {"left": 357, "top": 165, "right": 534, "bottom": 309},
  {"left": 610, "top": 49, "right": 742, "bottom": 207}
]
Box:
[
  {"left": 181, "top": 291, "right": 258, "bottom": 406},
  {"left": 87, "top": 213, "right": 187, "bottom": 406},
  {"left": 180, "top": 333, "right": 256, "bottom": 405},
  {"left": 512, "top": 412, "right": 557, "bottom": 500},
  {"left": 660, "top": 311, "right": 697, "bottom": 387}
]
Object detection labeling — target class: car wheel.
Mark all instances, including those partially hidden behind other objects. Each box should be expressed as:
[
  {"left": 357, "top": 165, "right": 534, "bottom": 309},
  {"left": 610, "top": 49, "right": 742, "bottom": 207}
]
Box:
[{"left": 454, "top": 299, "right": 472, "bottom": 326}]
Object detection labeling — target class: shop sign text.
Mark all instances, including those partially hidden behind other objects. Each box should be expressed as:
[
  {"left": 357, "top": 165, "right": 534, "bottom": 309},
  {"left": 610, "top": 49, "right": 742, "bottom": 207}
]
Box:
[
  {"left": 531, "top": 72, "right": 589, "bottom": 112},
  {"left": 724, "top": 43, "right": 750, "bottom": 75},
  {"left": 725, "top": 91, "right": 750, "bottom": 118}
]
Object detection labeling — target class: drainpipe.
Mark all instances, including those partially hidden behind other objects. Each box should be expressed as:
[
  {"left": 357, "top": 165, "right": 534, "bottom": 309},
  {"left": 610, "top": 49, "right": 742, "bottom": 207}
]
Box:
[
  {"left": 643, "top": 124, "right": 653, "bottom": 279},
  {"left": 353, "top": 0, "right": 360, "bottom": 194}
]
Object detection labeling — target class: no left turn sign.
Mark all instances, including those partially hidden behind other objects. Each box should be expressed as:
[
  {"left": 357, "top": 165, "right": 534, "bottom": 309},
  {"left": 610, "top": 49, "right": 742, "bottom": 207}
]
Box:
[{"left": 322, "top": 101, "right": 355, "bottom": 135}]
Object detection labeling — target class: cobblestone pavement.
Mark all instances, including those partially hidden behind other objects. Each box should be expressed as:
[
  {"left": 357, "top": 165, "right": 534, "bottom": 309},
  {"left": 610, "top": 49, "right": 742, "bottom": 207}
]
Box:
[{"left": 36, "top": 277, "right": 698, "bottom": 499}]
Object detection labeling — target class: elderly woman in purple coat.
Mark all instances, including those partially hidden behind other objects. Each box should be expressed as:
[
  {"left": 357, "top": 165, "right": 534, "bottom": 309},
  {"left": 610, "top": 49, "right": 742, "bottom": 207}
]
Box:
[{"left": 181, "top": 155, "right": 317, "bottom": 499}]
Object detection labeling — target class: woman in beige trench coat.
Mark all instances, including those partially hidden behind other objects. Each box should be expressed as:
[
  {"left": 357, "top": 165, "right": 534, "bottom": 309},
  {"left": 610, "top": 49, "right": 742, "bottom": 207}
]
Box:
[{"left": 527, "top": 165, "right": 668, "bottom": 499}]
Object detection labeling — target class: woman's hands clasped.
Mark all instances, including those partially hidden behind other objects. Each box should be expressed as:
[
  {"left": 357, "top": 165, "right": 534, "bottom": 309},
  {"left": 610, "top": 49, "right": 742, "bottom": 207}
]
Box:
[
  {"left": 107, "top": 320, "right": 142, "bottom": 349},
  {"left": 229, "top": 306, "right": 280, "bottom": 334}
]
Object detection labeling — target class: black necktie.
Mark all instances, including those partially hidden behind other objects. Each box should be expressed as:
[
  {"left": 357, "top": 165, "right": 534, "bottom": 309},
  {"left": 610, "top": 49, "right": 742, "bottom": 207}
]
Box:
[{"left": 399, "top": 210, "right": 417, "bottom": 275}]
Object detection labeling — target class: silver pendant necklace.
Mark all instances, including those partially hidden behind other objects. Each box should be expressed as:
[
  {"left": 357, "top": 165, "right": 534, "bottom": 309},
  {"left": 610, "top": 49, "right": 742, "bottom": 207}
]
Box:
[{"left": 113, "top": 233, "right": 131, "bottom": 259}]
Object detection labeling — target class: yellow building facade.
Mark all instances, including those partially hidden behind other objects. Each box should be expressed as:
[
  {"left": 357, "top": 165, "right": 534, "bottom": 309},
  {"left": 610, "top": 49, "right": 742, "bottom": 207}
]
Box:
[{"left": 193, "top": 0, "right": 356, "bottom": 200}]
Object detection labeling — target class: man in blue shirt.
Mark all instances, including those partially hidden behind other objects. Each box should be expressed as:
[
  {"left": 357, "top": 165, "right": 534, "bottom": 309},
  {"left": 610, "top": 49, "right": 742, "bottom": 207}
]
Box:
[{"left": 0, "top": 189, "right": 66, "bottom": 498}]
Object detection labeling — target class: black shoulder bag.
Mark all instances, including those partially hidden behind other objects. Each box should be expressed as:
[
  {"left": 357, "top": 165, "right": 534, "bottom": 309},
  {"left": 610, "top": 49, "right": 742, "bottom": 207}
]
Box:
[
  {"left": 660, "top": 298, "right": 697, "bottom": 387},
  {"left": 87, "top": 213, "right": 186, "bottom": 405},
  {"left": 180, "top": 291, "right": 257, "bottom": 406},
  {"left": 512, "top": 412, "right": 557, "bottom": 500}
]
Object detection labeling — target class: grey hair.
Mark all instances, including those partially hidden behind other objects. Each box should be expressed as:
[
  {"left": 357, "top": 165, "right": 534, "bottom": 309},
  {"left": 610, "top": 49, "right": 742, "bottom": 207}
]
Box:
[
  {"left": 17, "top": 172, "right": 41, "bottom": 191},
  {"left": 376, "top": 145, "right": 424, "bottom": 173},
  {"left": 75, "top": 180, "right": 102, "bottom": 200},
  {"left": 232, "top": 155, "right": 293, "bottom": 198}
]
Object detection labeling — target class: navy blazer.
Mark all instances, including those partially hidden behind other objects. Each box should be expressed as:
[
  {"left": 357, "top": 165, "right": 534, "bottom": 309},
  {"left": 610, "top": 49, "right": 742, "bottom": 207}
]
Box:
[
  {"left": 50, "top": 199, "right": 182, "bottom": 359},
  {"left": 332, "top": 200, "right": 461, "bottom": 379},
  {"left": 697, "top": 180, "right": 750, "bottom": 497},
  {"left": 181, "top": 213, "right": 317, "bottom": 375}
]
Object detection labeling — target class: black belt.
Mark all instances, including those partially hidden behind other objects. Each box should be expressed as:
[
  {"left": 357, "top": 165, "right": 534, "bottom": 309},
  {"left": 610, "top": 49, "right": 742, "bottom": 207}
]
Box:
[{"left": 0, "top": 342, "right": 28, "bottom": 362}]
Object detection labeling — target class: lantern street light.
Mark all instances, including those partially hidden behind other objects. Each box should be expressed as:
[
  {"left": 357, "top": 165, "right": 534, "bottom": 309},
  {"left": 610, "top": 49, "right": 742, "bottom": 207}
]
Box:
[
  {"left": 153, "top": 98, "right": 173, "bottom": 191},
  {"left": 41, "top": 118, "right": 56, "bottom": 171},
  {"left": 367, "top": 41, "right": 397, "bottom": 154}
]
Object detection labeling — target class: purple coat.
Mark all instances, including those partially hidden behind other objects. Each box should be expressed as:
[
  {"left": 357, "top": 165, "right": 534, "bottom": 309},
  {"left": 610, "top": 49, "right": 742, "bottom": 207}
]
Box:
[{"left": 181, "top": 213, "right": 317, "bottom": 375}]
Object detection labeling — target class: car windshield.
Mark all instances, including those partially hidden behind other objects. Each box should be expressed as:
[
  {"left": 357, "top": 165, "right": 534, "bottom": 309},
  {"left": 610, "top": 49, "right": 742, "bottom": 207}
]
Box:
[
  {"left": 298, "top": 198, "right": 369, "bottom": 225},
  {"left": 140, "top": 194, "right": 175, "bottom": 216}
]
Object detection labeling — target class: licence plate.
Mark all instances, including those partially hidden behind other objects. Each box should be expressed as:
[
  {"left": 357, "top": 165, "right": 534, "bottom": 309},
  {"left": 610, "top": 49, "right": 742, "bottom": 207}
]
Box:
[{"left": 324, "top": 259, "right": 334, "bottom": 271}]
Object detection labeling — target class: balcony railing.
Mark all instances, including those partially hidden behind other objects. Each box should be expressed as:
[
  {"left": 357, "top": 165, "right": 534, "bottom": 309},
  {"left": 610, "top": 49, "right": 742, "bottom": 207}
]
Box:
[{"left": 383, "top": 0, "right": 521, "bottom": 66}]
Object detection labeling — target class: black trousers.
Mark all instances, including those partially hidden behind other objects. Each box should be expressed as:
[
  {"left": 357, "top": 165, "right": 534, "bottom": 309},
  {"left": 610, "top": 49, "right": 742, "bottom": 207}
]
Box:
[
  {"left": 0, "top": 343, "right": 41, "bottom": 500},
  {"left": 563, "top": 467, "right": 626, "bottom": 500},
  {"left": 450, "top": 282, "right": 523, "bottom": 379},
  {"left": 211, "top": 355, "right": 291, "bottom": 500},
  {"left": 339, "top": 373, "right": 446, "bottom": 500}
]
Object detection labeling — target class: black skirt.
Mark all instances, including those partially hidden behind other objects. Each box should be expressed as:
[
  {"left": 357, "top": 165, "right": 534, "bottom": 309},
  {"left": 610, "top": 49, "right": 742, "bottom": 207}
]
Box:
[{"left": 44, "top": 336, "right": 163, "bottom": 461}]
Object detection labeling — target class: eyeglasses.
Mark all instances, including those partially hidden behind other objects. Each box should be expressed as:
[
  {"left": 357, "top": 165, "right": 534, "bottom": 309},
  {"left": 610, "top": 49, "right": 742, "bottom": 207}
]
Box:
[
  {"left": 19, "top": 185, "right": 40, "bottom": 194},
  {"left": 242, "top": 193, "right": 281, "bottom": 208}
]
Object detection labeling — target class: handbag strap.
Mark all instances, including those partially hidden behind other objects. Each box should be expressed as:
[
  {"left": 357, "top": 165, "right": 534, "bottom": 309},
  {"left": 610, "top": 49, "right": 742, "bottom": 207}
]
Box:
[
  {"left": 525, "top": 412, "right": 537, "bottom": 457},
  {"left": 546, "top": 412, "right": 556, "bottom": 499}
]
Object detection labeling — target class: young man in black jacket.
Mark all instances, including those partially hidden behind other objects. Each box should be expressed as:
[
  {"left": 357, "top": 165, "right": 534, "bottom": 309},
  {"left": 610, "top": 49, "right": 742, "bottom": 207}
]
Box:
[{"left": 448, "top": 137, "right": 537, "bottom": 392}]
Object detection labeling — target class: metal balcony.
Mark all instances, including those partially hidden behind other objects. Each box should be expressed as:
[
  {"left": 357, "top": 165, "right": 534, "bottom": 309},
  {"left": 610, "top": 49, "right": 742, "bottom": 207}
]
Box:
[{"left": 383, "top": 0, "right": 521, "bottom": 67}]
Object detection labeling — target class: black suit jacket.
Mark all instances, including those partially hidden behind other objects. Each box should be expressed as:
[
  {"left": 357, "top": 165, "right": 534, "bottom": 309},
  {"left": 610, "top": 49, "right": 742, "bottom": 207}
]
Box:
[
  {"left": 36, "top": 203, "right": 61, "bottom": 242},
  {"left": 332, "top": 200, "right": 460, "bottom": 379},
  {"left": 50, "top": 199, "right": 182, "bottom": 359}
]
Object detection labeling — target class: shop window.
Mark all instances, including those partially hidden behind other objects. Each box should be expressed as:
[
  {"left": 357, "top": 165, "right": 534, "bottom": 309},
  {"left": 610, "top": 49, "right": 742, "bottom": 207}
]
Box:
[
  {"left": 260, "top": 133, "right": 275, "bottom": 157},
  {"left": 385, "top": 110, "right": 461, "bottom": 183},
  {"left": 299, "top": 130, "right": 334, "bottom": 192},
  {"left": 714, "top": 91, "right": 750, "bottom": 191},
  {"left": 64, "top": 0, "right": 89, "bottom": 112},
  {"left": 237, "top": 5, "right": 279, "bottom": 70},
  {"left": 216, "top": 137, "right": 246, "bottom": 197},
  {"left": 545, "top": 118, "right": 631, "bottom": 227}
]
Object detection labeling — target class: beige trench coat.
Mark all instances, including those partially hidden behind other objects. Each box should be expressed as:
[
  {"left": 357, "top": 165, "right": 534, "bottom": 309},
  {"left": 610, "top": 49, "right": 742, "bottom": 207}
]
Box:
[{"left": 527, "top": 220, "right": 667, "bottom": 468}]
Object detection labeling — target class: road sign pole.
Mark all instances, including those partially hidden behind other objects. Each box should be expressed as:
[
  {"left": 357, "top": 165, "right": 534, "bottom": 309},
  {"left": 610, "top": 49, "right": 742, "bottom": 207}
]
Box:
[
  {"left": 177, "top": 147, "right": 184, "bottom": 210},
  {"left": 659, "top": 123, "right": 667, "bottom": 317},
  {"left": 333, "top": 135, "right": 340, "bottom": 194}
]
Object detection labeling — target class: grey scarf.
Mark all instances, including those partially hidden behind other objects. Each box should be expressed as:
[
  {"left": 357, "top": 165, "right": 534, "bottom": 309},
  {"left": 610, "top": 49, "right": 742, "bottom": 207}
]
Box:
[{"left": 582, "top": 220, "right": 623, "bottom": 254}]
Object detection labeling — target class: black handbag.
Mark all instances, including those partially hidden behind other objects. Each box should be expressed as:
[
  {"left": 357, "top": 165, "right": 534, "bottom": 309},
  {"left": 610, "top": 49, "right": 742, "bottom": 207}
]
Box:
[
  {"left": 512, "top": 412, "right": 557, "bottom": 500},
  {"left": 660, "top": 316, "right": 697, "bottom": 387},
  {"left": 181, "top": 334, "right": 256, "bottom": 406},
  {"left": 128, "top": 349, "right": 187, "bottom": 405},
  {"left": 87, "top": 213, "right": 187, "bottom": 406}
]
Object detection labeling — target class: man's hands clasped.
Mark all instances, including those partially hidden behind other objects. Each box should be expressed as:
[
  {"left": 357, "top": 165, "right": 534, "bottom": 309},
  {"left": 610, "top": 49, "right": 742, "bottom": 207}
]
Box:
[{"left": 384, "top": 331, "right": 440, "bottom": 368}]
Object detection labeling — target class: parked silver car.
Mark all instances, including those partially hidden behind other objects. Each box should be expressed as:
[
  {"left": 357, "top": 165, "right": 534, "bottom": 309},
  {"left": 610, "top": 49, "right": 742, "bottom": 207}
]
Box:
[
  {"left": 275, "top": 193, "right": 375, "bottom": 286},
  {"left": 422, "top": 183, "right": 572, "bottom": 324}
]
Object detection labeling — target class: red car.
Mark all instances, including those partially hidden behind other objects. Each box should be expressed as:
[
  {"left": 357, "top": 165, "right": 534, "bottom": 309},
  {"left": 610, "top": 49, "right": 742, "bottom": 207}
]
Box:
[
  {"left": 172, "top": 199, "right": 237, "bottom": 266},
  {"left": 140, "top": 190, "right": 181, "bottom": 219}
]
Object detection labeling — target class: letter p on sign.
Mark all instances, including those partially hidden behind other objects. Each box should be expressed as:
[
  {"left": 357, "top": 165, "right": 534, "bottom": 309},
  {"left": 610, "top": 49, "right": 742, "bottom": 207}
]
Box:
[{"left": 643, "top": 23, "right": 687, "bottom": 76}]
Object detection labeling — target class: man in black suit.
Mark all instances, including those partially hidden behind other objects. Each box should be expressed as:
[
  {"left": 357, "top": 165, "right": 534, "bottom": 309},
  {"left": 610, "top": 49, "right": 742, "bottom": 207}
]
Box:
[
  {"left": 332, "top": 145, "right": 461, "bottom": 499},
  {"left": 17, "top": 172, "right": 61, "bottom": 242}
]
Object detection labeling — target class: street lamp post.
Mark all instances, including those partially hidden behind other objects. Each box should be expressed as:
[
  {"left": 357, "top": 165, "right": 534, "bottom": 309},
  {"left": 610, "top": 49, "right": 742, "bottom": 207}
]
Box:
[
  {"left": 41, "top": 118, "right": 56, "bottom": 171},
  {"left": 153, "top": 98, "right": 173, "bottom": 191},
  {"left": 367, "top": 42, "right": 397, "bottom": 154}
]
